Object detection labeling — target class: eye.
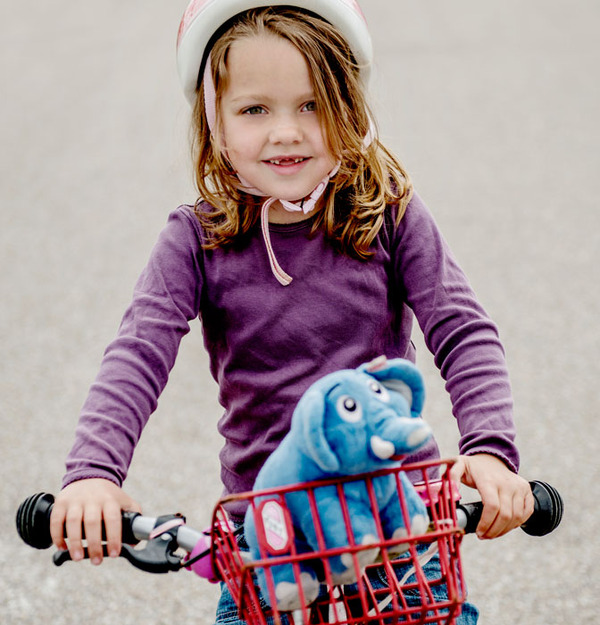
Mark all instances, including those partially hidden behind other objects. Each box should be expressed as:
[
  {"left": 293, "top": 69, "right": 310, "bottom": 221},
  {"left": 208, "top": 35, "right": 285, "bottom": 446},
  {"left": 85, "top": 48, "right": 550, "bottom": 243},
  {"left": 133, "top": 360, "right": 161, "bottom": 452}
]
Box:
[
  {"left": 369, "top": 381, "right": 390, "bottom": 402},
  {"left": 301, "top": 100, "right": 317, "bottom": 113},
  {"left": 336, "top": 395, "right": 363, "bottom": 423},
  {"left": 242, "top": 105, "right": 267, "bottom": 115}
]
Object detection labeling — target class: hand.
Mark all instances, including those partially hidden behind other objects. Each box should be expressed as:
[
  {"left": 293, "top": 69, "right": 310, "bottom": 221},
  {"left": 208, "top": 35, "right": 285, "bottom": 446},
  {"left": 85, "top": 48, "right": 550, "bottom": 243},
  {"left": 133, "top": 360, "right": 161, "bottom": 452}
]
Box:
[
  {"left": 450, "top": 453, "right": 534, "bottom": 539},
  {"left": 49, "top": 478, "right": 142, "bottom": 565}
]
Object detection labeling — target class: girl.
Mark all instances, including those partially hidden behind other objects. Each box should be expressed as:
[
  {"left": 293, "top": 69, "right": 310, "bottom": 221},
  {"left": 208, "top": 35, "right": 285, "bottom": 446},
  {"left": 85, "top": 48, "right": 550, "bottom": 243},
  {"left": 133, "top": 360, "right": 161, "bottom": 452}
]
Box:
[{"left": 50, "top": 1, "right": 533, "bottom": 623}]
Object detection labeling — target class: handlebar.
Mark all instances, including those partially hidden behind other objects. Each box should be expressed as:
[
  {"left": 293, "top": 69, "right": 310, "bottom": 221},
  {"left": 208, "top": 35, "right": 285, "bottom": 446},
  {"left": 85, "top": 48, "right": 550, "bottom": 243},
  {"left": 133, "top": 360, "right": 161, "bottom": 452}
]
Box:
[
  {"left": 16, "top": 479, "right": 563, "bottom": 580},
  {"left": 456, "top": 480, "right": 564, "bottom": 537},
  {"left": 15, "top": 491, "right": 220, "bottom": 576}
]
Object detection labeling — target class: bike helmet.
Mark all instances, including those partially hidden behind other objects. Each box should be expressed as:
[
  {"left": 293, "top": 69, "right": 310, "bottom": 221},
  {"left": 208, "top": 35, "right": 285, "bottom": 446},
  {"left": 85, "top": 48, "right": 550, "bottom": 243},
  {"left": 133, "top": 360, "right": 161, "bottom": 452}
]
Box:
[{"left": 176, "top": 0, "right": 373, "bottom": 105}]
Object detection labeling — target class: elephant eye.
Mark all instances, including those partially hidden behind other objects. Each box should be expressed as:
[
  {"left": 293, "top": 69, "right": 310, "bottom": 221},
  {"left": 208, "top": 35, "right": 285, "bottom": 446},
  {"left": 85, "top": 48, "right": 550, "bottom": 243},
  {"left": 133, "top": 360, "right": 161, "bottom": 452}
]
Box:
[
  {"left": 369, "top": 381, "right": 390, "bottom": 402},
  {"left": 336, "top": 395, "right": 363, "bottom": 423}
]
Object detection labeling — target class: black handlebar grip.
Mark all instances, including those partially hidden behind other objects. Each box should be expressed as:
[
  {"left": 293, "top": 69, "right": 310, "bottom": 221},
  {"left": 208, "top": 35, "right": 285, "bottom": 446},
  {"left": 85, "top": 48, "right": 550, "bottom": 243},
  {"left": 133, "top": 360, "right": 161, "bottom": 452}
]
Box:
[
  {"left": 457, "top": 480, "right": 563, "bottom": 536},
  {"left": 16, "top": 492, "right": 139, "bottom": 550},
  {"left": 16, "top": 492, "right": 55, "bottom": 549},
  {"left": 521, "top": 480, "right": 564, "bottom": 536}
]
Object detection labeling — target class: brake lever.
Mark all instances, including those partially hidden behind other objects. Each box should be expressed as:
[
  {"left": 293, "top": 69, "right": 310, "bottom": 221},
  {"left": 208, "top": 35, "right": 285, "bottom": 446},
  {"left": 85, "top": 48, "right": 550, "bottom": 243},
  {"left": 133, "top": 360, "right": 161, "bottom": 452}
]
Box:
[{"left": 120, "top": 538, "right": 182, "bottom": 573}]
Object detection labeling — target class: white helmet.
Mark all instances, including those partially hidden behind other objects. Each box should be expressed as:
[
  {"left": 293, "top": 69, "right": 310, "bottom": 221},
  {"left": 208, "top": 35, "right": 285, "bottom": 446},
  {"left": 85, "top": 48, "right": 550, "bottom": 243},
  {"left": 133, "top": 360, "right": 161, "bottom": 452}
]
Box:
[{"left": 176, "top": 0, "right": 373, "bottom": 105}]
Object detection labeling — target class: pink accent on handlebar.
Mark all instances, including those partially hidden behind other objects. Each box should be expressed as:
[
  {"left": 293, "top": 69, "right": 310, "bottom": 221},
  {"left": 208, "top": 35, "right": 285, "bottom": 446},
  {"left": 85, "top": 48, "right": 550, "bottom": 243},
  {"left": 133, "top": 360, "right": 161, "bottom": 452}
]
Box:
[
  {"left": 148, "top": 517, "right": 185, "bottom": 540},
  {"left": 183, "top": 533, "right": 219, "bottom": 583}
]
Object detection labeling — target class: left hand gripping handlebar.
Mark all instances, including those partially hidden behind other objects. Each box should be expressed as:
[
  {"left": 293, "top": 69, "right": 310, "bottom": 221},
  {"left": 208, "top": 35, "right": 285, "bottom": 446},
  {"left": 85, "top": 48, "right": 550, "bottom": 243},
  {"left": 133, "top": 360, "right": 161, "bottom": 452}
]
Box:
[{"left": 15, "top": 492, "right": 218, "bottom": 578}]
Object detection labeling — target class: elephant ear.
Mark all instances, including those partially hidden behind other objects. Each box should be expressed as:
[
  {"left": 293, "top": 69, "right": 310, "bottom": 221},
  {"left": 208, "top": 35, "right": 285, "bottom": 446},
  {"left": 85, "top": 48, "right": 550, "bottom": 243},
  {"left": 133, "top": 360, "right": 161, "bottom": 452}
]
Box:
[
  {"left": 292, "top": 387, "right": 340, "bottom": 473},
  {"left": 360, "top": 356, "right": 425, "bottom": 418}
]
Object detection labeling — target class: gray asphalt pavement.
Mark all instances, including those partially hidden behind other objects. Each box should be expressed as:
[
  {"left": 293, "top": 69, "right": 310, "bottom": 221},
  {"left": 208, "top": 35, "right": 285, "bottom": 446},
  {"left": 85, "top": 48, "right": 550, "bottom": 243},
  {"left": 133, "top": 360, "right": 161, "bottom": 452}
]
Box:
[{"left": 2, "top": 1, "right": 598, "bottom": 623}]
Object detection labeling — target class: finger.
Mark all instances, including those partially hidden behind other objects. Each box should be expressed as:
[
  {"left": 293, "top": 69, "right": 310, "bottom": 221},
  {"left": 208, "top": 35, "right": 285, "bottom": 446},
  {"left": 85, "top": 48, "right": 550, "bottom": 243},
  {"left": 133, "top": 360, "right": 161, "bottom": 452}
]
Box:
[
  {"left": 481, "top": 482, "right": 532, "bottom": 539},
  {"left": 82, "top": 504, "right": 104, "bottom": 565},
  {"left": 475, "top": 489, "right": 500, "bottom": 539},
  {"left": 49, "top": 503, "right": 68, "bottom": 551},
  {"left": 125, "top": 498, "right": 143, "bottom": 516},
  {"left": 64, "top": 505, "right": 85, "bottom": 562},
  {"left": 473, "top": 473, "right": 513, "bottom": 539},
  {"left": 514, "top": 484, "right": 535, "bottom": 528},
  {"left": 103, "top": 500, "right": 123, "bottom": 559},
  {"left": 481, "top": 489, "right": 515, "bottom": 539},
  {"left": 493, "top": 480, "right": 534, "bottom": 536},
  {"left": 523, "top": 487, "right": 535, "bottom": 523}
]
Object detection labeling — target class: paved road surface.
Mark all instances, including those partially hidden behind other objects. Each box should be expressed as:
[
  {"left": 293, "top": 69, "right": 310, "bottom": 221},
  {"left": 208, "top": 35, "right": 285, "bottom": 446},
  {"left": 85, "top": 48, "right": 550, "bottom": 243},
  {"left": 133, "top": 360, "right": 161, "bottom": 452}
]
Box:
[{"left": 1, "top": 1, "right": 598, "bottom": 623}]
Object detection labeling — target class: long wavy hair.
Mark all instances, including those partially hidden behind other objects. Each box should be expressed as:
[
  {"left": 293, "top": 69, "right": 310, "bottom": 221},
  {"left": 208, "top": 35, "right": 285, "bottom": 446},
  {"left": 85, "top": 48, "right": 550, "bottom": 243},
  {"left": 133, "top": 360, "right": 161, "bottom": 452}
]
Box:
[{"left": 191, "top": 6, "right": 412, "bottom": 259}]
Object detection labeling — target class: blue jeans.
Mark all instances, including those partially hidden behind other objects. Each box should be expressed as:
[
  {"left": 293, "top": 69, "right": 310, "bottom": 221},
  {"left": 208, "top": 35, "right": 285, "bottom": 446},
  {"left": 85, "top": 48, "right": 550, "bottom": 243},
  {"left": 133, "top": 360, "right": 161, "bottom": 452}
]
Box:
[{"left": 213, "top": 536, "right": 479, "bottom": 624}]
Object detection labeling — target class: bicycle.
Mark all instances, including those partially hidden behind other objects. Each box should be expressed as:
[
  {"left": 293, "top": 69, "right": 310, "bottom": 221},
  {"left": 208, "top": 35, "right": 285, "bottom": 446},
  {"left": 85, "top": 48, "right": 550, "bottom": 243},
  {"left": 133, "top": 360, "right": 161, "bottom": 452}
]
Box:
[{"left": 16, "top": 458, "right": 562, "bottom": 625}]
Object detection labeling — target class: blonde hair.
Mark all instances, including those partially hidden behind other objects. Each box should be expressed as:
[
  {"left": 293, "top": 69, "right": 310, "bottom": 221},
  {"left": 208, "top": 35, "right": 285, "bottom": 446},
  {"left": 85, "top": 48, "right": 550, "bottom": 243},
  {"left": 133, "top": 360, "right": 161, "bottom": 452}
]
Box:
[{"left": 191, "top": 6, "right": 412, "bottom": 259}]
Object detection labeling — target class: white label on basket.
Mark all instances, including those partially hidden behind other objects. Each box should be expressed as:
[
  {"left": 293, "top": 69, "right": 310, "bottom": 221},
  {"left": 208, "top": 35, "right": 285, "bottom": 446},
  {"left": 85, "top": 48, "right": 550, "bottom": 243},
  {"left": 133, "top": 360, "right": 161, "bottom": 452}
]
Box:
[{"left": 261, "top": 500, "right": 289, "bottom": 552}]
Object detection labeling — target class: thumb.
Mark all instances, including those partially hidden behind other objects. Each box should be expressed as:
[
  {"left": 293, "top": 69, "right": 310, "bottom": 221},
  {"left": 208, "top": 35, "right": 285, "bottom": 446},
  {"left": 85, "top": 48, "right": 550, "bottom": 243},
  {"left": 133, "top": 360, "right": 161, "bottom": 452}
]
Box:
[
  {"left": 119, "top": 493, "right": 142, "bottom": 515},
  {"left": 450, "top": 456, "right": 466, "bottom": 485}
]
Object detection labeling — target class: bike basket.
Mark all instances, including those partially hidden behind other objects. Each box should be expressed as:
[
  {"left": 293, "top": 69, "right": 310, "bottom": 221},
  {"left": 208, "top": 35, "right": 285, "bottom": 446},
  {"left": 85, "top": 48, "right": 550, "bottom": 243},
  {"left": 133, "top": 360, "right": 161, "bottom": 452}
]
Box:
[{"left": 209, "top": 459, "right": 466, "bottom": 624}]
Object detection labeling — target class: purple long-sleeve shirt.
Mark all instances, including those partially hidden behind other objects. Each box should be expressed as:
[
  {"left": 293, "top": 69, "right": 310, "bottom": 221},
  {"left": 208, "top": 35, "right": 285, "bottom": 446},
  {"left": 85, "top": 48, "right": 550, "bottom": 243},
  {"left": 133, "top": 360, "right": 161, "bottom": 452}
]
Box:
[{"left": 63, "top": 193, "right": 519, "bottom": 516}]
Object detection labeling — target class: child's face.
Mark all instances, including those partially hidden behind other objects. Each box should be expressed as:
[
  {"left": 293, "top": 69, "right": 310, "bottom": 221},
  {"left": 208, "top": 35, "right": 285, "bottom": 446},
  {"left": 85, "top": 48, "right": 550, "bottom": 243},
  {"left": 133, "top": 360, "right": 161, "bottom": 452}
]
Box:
[{"left": 220, "top": 34, "right": 338, "bottom": 206}]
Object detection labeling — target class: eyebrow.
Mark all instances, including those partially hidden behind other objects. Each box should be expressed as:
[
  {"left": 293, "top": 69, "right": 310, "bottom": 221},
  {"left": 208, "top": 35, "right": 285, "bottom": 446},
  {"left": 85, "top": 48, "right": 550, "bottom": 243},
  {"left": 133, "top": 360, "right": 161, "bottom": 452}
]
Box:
[
  {"left": 324, "top": 383, "right": 342, "bottom": 400},
  {"left": 226, "top": 92, "right": 316, "bottom": 105}
]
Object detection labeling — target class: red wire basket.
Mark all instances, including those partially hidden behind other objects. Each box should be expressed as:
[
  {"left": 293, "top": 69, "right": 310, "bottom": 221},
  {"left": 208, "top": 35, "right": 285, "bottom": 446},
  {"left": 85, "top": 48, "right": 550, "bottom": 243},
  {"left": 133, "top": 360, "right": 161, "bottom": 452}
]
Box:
[{"left": 209, "top": 459, "right": 466, "bottom": 624}]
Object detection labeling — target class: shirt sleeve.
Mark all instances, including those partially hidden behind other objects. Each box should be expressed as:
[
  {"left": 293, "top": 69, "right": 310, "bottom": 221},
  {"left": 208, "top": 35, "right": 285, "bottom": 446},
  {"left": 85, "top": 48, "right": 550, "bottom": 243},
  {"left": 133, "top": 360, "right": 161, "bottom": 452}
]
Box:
[
  {"left": 62, "top": 207, "right": 205, "bottom": 488},
  {"left": 392, "top": 193, "right": 519, "bottom": 472}
]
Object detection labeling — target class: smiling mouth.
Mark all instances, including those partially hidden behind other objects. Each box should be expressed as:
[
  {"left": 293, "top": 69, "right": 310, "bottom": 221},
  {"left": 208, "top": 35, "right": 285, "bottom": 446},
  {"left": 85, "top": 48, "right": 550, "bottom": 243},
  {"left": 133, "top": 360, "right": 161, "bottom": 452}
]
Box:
[{"left": 266, "top": 157, "right": 309, "bottom": 166}]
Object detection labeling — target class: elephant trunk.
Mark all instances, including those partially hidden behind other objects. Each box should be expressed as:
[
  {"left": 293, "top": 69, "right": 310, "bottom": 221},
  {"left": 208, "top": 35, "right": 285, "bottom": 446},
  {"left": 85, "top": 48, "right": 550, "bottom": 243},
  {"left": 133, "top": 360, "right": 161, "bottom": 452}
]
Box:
[{"left": 370, "top": 416, "right": 431, "bottom": 460}]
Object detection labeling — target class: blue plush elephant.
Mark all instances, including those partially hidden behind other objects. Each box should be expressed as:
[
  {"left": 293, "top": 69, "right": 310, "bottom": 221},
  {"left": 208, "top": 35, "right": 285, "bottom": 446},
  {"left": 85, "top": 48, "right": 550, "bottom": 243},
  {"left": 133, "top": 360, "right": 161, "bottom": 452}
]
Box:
[{"left": 243, "top": 356, "right": 432, "bottom": 612}]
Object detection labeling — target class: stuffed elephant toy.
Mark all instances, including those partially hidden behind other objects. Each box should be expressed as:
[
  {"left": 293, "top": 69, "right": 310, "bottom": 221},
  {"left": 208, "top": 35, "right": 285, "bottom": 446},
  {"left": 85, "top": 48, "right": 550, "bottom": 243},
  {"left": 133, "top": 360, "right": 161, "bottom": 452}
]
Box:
[{"left": 243, "top": 356, "right": 432, "bottom": 612}]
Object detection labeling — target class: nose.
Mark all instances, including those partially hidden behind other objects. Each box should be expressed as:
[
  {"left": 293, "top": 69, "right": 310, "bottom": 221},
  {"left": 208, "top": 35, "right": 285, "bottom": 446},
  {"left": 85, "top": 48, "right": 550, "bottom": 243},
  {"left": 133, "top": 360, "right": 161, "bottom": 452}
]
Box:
[{"left": 269, "top": 114, "right": 303, "bottom": 145}]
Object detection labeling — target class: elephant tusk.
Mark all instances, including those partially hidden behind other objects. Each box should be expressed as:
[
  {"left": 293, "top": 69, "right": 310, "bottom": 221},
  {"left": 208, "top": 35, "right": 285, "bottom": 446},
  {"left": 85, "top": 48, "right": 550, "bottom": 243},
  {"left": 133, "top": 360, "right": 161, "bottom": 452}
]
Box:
[{"left": 370, "top": 436, "right": 395, "bottom": 459}]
